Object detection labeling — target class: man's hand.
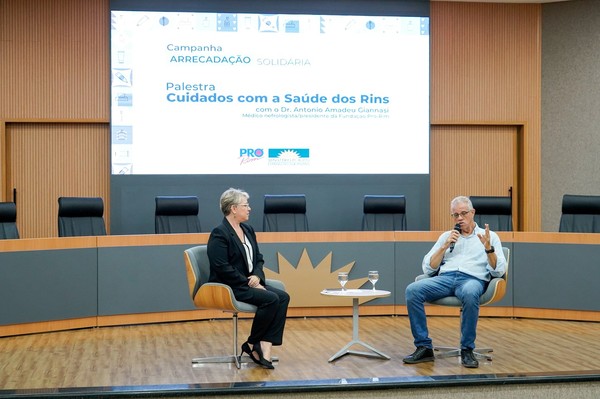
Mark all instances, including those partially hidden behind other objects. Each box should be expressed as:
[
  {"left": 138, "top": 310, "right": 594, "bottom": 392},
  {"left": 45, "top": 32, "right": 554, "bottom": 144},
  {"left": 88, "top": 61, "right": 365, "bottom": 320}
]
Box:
[
  {"left": 447, "top": 228, "right": 460, "bottom": 247},
  {"left": 477, "top": 223, "right": 492, "bottom": 250}
]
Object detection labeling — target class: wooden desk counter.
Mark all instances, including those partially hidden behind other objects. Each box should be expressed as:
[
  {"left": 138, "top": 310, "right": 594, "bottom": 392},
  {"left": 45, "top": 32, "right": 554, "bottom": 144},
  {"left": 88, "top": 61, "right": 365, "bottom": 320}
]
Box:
[{"left": 1, "top": 231, "right": 598, "bottom": 337}]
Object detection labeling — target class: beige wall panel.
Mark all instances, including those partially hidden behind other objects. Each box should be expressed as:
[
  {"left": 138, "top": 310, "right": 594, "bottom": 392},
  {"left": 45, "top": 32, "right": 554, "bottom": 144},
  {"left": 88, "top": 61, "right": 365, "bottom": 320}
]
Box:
[
  {"left": 430, "top": 3, "right": 541, "bottom": 230},
  {"left": 430, "top": 125, "right": 516, "bottom": 230},
  {"left": 7, "top": 123, "right": 110, "bottom": 238}
]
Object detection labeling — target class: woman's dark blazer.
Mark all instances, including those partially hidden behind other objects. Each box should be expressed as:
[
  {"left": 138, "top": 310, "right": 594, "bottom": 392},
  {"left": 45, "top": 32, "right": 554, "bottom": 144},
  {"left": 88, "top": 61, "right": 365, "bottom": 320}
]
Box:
[{"left": 207, "top": 217, "right": 266, "bottom": 302}]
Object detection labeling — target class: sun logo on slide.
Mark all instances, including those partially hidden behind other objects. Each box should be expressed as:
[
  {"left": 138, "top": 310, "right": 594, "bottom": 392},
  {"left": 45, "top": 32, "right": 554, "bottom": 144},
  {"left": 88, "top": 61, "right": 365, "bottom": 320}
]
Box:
[
  {"left": 264, "top": 249, "right": 369, "bottom": 307},
  {"left": 276, "top": 149, "right": 301, "bottom": 159}
]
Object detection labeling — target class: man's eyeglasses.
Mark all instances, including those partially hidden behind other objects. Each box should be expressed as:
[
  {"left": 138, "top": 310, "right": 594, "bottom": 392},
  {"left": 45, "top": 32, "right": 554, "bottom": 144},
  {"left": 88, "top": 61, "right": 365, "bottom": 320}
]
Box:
[
  {"left": 451, "top": 210, "right": 471, "bottom": 219},
  {"left": 237, "top": 203, "right": 250, "bottom": 208}
]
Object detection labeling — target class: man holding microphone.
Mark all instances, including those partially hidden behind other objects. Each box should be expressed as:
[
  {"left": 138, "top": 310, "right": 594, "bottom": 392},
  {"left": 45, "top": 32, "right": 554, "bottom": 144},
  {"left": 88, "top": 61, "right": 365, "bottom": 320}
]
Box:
[{"left": 403, "top": 196, "right": 507, "bottom": 368}]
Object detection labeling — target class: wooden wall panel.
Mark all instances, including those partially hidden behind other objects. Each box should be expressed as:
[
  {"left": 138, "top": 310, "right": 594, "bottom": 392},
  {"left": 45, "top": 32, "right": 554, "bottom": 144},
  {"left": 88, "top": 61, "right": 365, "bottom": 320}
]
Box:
[
  {"left": 7, "top": 123, "right": 110, "bottom": 238},
  {"left": 430, "top": 125, "right": 516, "bottom": 231},
  {"left": 0, "top": 0, "right": 110, "bottom": 237},
  {"left": 1, "top": 1, "right": 543, "bottom": 234},
  {"left": 0, "top": 0, "right": 109, "bottom": 119},
  {"left": 430, "top": 3, "right": 541, "bottom": 230}
]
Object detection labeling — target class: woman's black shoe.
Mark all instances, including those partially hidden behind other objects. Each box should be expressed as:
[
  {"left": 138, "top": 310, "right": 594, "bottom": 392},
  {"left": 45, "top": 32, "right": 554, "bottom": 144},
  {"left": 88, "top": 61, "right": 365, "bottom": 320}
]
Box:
[
  {"left": 241, "top": 342, "right": 260, "bottom": 365},
  {"left": 253, "top": 343, "right": 274, "bottom": 369}
]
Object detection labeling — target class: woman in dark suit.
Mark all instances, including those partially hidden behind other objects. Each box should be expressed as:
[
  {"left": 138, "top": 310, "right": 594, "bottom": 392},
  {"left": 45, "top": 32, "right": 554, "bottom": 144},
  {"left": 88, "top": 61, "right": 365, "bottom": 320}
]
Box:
[{"left": 207, "top": 188, "right": 290, "bottom": 369}]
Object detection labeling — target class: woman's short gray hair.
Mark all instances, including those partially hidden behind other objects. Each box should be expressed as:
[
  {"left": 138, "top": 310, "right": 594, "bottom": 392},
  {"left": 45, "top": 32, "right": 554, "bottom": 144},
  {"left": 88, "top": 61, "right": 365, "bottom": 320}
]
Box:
[{"left": 220, "top": 188, "right": 249, "bottom": 215}]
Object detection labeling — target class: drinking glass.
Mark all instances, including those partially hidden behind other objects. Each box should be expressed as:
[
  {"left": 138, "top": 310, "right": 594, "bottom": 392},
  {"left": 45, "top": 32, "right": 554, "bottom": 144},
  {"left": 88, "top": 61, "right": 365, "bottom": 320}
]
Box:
[
  {"left": 368, "top": 270, "right": 379, "bottom": 291},
  {"left": 338, "top": 272, "right": 348, "bottom": 291}
]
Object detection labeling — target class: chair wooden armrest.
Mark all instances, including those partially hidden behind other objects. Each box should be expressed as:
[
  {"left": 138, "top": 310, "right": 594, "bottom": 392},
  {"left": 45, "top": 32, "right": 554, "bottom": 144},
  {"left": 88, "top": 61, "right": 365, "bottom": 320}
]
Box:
[{"left": 195, "top": 283, "right": 239, "bottom": 311}]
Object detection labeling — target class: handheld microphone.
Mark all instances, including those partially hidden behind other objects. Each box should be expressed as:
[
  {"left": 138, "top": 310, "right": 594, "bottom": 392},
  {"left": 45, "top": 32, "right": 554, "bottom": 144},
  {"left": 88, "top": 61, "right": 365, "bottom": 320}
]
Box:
[{"left": 449, "top": 223, "right": 461, "bottom": 253}]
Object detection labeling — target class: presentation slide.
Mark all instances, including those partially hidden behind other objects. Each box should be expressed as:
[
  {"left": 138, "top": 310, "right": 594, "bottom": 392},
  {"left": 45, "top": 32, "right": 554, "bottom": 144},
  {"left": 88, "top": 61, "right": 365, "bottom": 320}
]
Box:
[{"left": 110, "top": 11, "right": 430, "bottom": 175}]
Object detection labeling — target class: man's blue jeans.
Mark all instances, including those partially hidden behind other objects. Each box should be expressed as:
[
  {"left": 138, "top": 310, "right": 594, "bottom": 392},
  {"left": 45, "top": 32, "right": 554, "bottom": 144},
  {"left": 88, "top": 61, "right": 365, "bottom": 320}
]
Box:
[{"left": 405, "top": 271, "right": 486, "bottom": 350}]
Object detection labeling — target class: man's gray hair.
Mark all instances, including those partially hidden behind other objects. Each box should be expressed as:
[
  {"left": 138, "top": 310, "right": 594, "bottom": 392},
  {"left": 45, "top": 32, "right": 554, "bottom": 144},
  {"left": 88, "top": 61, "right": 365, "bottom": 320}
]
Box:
[{"left": 450, "top": 195, "right": 473, "bottom": 211}]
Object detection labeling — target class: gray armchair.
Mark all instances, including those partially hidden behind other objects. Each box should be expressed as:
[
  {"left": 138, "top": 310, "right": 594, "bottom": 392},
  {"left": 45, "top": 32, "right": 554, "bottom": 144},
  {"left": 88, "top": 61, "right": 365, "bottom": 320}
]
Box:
[
  {"left": 183, "top": 245, "right": 286, "bottom": 369},
  {"left": 415, "top": 247, "right": 510, "bottom": 361}
]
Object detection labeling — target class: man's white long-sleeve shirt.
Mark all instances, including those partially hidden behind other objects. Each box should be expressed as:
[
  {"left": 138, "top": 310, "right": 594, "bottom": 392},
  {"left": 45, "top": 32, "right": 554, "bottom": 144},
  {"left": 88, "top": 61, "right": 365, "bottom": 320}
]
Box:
[{"left": 422, "top": 224, "right": 507, "bottom": 282}]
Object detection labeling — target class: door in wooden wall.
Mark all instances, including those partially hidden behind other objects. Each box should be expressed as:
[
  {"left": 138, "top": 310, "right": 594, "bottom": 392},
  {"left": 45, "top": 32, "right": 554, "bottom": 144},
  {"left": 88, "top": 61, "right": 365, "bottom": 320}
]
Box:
[
  {"left": 6, "top": 123, "right": 110, "bottom": 238},
  {"left": 430, "top": 125, "right": 517, "bottom": 231}
]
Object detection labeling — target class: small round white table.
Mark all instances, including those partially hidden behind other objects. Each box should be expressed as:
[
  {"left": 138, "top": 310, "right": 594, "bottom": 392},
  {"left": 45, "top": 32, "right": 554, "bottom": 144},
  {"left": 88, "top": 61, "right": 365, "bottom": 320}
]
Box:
[{"left": 320, "top": 288, "right": 391, "bottom": 362}]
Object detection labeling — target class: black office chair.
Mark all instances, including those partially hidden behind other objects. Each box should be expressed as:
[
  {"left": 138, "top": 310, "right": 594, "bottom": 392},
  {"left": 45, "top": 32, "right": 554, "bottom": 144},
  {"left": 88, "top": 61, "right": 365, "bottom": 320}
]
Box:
[
  {"left": 155, "top": 196, "right": 202, "bottom": 234},
  {"left": 58, "top": 197, "right": 107, "bottom": 237},
  {"left": 184, "top": 245, "right": 286, "bottom": 368},
  {"left": 0, "top": 202, "right": 19, "bottom": 239},
  {"left": 362, "top": 195, "right": 407, "bottom": 231},
  {"left": 559, "top": 194, "right": 600, "bottom": 233},
  {"left": 470, "top": 196, "right": 513, "bottom": 231},
  {"left": 263, "top": 194, "right": 308, "bottom": 232},
  {"left": 415, "top": 247, "right": 510, "bottom": 362}
]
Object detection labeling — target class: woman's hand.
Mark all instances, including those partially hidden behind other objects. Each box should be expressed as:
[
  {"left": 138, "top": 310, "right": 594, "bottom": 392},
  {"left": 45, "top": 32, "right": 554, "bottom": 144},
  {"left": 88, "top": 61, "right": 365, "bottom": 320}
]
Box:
[{"left": 248, "top": 275, "right": 265, "bottom": 289}]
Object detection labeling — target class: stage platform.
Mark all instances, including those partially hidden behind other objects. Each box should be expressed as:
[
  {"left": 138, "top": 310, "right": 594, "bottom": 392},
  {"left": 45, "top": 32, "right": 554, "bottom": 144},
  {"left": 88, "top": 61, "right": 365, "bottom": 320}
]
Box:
[{"left": 0, "top": 316, "right": 598, "bottom": 398}]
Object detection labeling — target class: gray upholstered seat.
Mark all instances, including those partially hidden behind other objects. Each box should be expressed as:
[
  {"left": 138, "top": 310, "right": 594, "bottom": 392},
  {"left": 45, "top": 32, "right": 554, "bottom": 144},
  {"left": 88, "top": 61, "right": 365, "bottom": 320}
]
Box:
[{"left": 362, "top": 195, "right": 407, "bottom": 231}]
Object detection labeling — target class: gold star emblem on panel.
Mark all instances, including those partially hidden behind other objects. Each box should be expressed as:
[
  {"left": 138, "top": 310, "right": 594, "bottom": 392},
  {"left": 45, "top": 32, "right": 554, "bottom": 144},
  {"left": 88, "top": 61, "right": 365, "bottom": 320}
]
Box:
[{"left": 264, "top": 248, "right": 370, "bottom": 307}]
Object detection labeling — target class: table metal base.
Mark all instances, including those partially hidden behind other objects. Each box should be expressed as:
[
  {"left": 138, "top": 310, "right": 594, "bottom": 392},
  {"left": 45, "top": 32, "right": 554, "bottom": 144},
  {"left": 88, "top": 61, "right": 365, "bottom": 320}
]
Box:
[{"left": 328, "top": 297, "right": 391, "bottom": 362}]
